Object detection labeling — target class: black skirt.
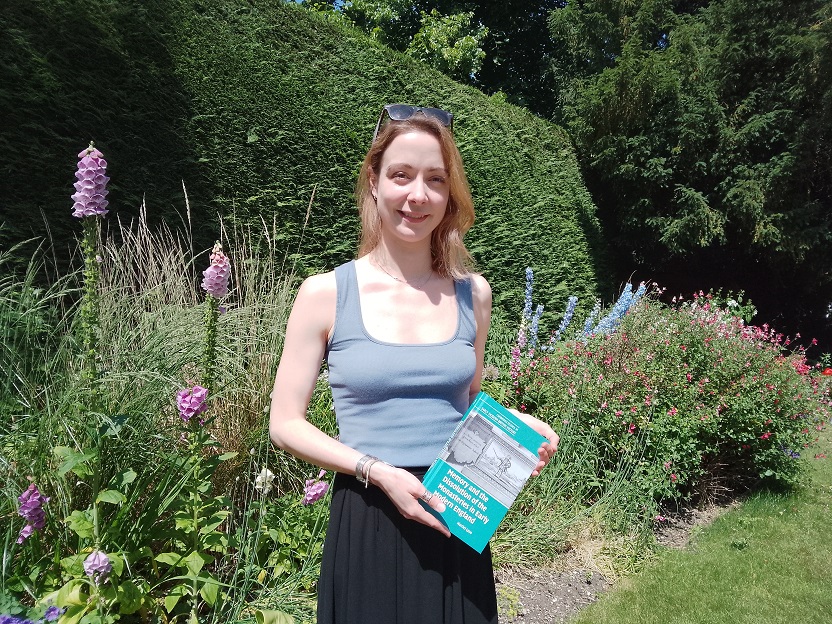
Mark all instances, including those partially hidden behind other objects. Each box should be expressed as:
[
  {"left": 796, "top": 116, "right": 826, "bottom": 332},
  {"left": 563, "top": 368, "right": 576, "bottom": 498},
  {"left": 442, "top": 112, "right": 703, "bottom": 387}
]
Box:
[{"left": 317, "top": 469, "right": 498, "bottom": 624}]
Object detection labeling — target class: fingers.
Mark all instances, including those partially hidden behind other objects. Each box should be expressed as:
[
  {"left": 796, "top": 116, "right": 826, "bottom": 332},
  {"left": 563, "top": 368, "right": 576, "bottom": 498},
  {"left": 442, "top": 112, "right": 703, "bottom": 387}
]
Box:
[
  {"left": 531, "top": 431, "right": 560, "bottom": 477},
  {"left": 413, "top": 488, "right": 450, "bottom": 536}
]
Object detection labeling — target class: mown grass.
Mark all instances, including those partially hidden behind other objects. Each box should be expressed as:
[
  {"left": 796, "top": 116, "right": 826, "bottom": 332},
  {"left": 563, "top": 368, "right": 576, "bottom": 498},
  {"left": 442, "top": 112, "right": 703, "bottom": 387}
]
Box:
[{"left": 570, "top": 429, "right": 832, "bottom": 624}]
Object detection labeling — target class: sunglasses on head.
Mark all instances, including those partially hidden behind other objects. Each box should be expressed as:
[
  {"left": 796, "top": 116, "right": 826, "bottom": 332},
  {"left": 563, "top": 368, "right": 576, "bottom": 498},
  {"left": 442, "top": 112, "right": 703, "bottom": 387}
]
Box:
[{"left": 372, "top": 104, "right": 454, "bottom": 143}]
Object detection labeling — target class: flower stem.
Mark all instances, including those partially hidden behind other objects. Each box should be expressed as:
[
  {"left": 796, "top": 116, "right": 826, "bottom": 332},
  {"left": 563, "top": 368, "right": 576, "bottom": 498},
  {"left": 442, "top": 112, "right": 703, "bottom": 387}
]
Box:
[
  {"left": 202, "top": 295, "right": 219, "bottom": 392},
  {"left": 80, "top": 218, "right": 101, "bottom": 388}
]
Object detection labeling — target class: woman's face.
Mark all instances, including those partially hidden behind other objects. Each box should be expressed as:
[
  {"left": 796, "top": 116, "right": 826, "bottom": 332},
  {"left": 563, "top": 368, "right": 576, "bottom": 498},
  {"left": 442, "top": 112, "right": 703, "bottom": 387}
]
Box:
[{"left": 371, "top": 130, "right": 449, "bottom": 247}]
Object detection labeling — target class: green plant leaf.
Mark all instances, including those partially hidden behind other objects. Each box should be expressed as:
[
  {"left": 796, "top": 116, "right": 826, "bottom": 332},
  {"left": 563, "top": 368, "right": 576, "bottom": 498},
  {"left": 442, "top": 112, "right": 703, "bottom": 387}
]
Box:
[
  {"left": 217, "top": 451, "right": 238, "bottom": 461},
  {"left": 255, "top": 609, "right": 295, "bottom": 624},
  {"left": 117, "top": 468, "right": 138, "bottom": 487},
  {"left": 96, "top": 489, "right": 127, "bottom": 505},
  {"left": 54, "top": 446, "right": 96, "bottom": 478},
  {"left": 58, "top": 604, "right": 88, "bottom": 624},
  {"left": 164, "top": 584, "right": 189, "bottom": 613},
  {"left": 56, "top": 579, "right": 89, "bottom": 606},
  {"left": 155, "top": 552, "right": 183, "bottom": 566},
  {"left": 65, "top": 510, "right": 95, "bottom": 540},
  {"left": 183, "top": 550, "right": 212, "bottom": 576},
  {"left": 116, "top": 580, "right": 143, "bottom": 614},
  {"left": 199, "top": 576, "right": 219, "bottom": 605}
]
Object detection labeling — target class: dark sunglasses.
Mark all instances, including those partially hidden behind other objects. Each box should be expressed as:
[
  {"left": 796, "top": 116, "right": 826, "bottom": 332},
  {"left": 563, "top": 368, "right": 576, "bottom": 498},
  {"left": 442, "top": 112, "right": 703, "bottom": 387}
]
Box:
[{"left": 372, "top": 104, "right": 454, "bottom": 143}]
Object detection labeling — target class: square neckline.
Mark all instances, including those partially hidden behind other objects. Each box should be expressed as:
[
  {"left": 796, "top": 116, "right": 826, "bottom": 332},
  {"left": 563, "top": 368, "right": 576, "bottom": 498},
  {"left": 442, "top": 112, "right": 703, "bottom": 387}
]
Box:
[{"left": 351, "top": 260, "right": 462, "bottom": 347}]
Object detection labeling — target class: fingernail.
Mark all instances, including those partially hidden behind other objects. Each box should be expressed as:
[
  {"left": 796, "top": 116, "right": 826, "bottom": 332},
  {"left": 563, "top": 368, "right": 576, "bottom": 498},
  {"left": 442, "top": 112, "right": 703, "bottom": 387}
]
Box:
[{"left": 437, "top": 501, "right": 446, "bottom": 512}]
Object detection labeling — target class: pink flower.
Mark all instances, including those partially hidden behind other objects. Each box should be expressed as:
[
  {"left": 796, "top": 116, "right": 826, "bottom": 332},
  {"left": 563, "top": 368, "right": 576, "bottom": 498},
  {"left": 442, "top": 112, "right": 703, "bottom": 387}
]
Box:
[
  {"left": 177, "top": 385, "right": 208, "bottom": 422},
  {"left": 627, "top": 423, "right": 636, "bottom": 434},
  {"left": 668, "top": 407, "right": 678, "bottom": 416},
  {"left": 17, "top": 483, "right": 49, "bottom": 544},
  {"left": 760, "top": 432, "right": 771, "bottom": 440},
  {"left": 84, "top": 549, "right": 112, "bottom": 584},
  {"left": 201, "top": 242, "right": 231, "bottom": 298},
  {"left": 71, "top": 144, "right": 110, "bottom": 218},
  {"left": 654, "top": 514, "right": 667, "bottom": 522},
  {"left": 670, "top": 474, "right": 677, "bottom": 482},
  {"left": 663, "top": 461, "right": 671, "bottom": 470},
  {"left": 302, "top": 469, "right": 329, "bottom": 505}
]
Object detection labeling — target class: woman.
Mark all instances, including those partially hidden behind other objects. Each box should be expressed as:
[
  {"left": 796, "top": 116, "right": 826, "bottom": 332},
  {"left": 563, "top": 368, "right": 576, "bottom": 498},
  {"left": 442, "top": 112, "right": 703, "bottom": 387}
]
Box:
[{"left": 269, "top": 104, "right": 559, "bottom": 624}]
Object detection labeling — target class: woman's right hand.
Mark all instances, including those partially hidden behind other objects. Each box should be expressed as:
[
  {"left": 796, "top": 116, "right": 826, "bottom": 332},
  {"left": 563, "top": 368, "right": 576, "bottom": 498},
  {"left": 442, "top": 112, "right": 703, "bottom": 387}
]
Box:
[{"left": 370, "top": 463, "right": 451, "bottom": 537}]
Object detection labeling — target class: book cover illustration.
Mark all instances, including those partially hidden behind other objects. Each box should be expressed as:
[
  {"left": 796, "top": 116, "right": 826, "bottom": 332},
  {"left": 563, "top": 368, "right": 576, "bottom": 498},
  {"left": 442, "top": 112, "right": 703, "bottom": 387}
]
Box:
[{"left": 421, "top": 391, "right": 547, "bottom": 552}]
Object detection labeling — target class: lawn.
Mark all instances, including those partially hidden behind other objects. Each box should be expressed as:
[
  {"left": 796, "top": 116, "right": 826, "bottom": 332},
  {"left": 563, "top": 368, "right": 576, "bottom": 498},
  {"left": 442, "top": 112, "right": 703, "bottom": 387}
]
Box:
[{"left": 570, "top": 430, "right": 832, "bottom": 624}]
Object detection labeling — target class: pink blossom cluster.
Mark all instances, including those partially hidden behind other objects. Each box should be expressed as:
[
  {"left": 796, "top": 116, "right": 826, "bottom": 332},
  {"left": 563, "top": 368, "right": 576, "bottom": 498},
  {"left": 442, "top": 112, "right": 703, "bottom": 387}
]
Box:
[
  {"left": 71, "top": 145, "right": 110, "bottom": 218},
  {"left": 83, "top": 549, "right": 112, "bottom": 584},
  {"left": 201, "top": 242, "right": 231, "bottom": 298},
  {"left": 302, "top": 469, "right": 329, "bottom": 505},
  {"left": 17, "top": 483, "right": 49, "bottom": 544},
  {"left": 177, "top": 385, "right": 208, "bottom": 422}
]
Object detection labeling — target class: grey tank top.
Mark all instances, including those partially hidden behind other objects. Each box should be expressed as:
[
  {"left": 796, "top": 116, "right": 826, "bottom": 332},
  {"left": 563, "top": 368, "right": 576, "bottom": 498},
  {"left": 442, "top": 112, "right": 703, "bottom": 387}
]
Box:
[{"left": 326, "top": 260, "right": 477, "bottom": 467}]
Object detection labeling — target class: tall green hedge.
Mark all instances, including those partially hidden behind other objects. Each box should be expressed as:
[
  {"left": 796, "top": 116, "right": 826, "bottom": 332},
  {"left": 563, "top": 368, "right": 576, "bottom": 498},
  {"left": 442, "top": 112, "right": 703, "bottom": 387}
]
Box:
[{"left": 0, "top": 0, "right": 609, "bottom": 323}]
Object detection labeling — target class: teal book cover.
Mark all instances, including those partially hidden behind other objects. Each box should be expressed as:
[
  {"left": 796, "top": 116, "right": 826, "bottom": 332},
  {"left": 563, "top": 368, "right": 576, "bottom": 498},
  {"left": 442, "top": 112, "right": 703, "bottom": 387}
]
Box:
[{"left": 421, "top": 392, "right": 547, "bottom": 553}]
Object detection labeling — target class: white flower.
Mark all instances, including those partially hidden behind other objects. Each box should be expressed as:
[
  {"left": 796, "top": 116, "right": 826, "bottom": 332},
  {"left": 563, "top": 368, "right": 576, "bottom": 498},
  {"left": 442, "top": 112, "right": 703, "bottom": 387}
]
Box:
[
  {"left": 727, "top": 299, "right": 738, "bottom": 308},
  {"left": 254, "top": 467, "right": 275, "bottom": 494}
]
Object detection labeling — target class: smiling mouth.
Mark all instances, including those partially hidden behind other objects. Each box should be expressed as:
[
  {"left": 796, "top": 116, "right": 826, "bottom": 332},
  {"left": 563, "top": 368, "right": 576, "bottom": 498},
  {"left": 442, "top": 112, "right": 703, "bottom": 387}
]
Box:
[{"left": 398, "top": 211, "right": 429, "bottom": 223}]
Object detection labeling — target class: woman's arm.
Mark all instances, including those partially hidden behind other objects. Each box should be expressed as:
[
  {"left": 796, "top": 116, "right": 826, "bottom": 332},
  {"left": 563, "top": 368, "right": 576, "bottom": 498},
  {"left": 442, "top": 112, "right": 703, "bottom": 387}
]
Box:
[
  {"left": 468, "top": 273, "right": 492, "bottom": 402},
  {"left": 269, "top": 272, "right": 450, "bottom": 536}
]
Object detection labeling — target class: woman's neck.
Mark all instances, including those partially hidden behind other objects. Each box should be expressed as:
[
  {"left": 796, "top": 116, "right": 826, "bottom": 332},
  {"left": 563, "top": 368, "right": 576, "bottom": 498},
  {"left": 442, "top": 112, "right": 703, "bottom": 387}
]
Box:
[{"left": 368, "top": 243, "right": 433, "bottom": 284}]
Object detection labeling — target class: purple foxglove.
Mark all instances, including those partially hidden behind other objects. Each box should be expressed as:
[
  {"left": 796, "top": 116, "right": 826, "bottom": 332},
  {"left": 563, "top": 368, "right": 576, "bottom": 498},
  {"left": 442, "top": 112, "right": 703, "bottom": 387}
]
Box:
[
  {"left": 302, "top": 469, "right": 329, "bottom": 505},
  {"left": 16, "top": 483, "right": 49, "bottom": 543},
  {"left": 83, "top": 549, "right": 112, "bottom": 584},
  {"left": 71, "top": 144, "right": 110, "bottom": 218},
  {"left": 201, "top": 242, "right": 231, "bottom": 298},
  {"left": 176, "top": 385, "right": 208, "bottom": 422}
]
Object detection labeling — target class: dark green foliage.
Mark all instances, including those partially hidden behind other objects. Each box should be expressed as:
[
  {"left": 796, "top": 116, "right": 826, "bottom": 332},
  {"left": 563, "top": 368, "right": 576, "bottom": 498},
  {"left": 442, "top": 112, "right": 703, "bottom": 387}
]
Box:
[
  {"left": 1, "top": 0, "right": 607, "bottom": 323},
  {"left": 551, "top": 0, "right": 832, "bottom": 346}
]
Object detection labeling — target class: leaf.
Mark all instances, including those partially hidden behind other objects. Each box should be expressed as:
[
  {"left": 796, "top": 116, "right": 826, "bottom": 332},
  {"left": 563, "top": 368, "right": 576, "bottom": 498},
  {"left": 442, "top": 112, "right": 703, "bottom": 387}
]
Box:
[
  {"left": 60, "top": 553, "right": 86, "bottom": 576},
  {"left": 155, "top": 552, "right": 183, "bottom": 567},
  {"left": 54, "top": 446, "right": 96, "bottom": 478},
  {"left": 183, "top": 550, "right": 213, "bottom": 576},
  {"left": 164, "top": 584, "right": 189, "bottom": 613},
  {"left": 56, "top": 579, "right": 89, "bottom": 606},
  {"left": 65, "top": 510, "right": 95, "bottom": 540},
  {"left": 96, "top": 489, "right": 127, "bottom": 505},
  {"left": 217, "top": 451, "right": 238, "bottom": 461},
  {"left": 255, "top": 609, "right": 295, "bottom": 624},
  {"left": 199, "top": 576, "right": 219, "bottom": 605},
  {"left": 58, "top": 605, "right": 88, "bottom": 624},
  {"left": 116, "top": 580, "right": 143, "bottom": 614},
  {"left": 117, "top": 468, "right": 138, "bottom": 487}
]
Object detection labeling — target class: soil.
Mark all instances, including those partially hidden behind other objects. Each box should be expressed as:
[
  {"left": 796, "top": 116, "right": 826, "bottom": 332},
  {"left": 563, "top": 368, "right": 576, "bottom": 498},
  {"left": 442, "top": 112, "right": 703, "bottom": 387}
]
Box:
[{"left": 495, "top": 502, "right": 733, "bottom": 623}]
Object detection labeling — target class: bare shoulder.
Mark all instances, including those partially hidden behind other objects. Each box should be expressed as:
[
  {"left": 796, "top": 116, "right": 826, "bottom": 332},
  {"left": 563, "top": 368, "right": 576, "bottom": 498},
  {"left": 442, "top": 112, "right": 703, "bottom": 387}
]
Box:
[
  {"left": 296, "top": 270, "right": 337, "bottom": 301},
  {"left": 469, "top": 273, "right": 492, "bottom": 307},
  {"left": 289, "top": 271, "right": 337, "bottom": 333}
]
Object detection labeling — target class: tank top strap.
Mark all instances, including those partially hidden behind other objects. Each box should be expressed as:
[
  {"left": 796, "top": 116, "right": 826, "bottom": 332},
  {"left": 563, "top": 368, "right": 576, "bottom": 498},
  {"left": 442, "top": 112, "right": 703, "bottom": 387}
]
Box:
[
  {"left": 455, "top": 275, "right": 477, "bottom": 343},
  {"left": 332, "top": 260, "right": 362, "bottom": 342}
]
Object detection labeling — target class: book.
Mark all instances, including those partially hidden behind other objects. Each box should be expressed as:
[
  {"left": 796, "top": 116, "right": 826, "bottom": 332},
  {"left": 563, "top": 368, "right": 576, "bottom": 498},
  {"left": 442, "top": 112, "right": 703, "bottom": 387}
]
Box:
[{"left": 421, "top": 391, "right": 547, "bottom": 553}]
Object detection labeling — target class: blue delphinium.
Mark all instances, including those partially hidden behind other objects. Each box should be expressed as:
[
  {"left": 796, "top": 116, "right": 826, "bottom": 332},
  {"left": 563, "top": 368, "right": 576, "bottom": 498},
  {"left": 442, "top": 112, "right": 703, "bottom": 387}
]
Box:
[
  {"left": 529, "top": 304, "right": 544, "bottom": 350},
  {"left": 554, "top": 296, "right": 578, "bottom": 341},
  {"left": 582, "top": 300, "right": 601, "bottom": 336},
  {"left": 522, "top": 268, "right": 534, "bottom": 323},
  {"left": 592, "top": 283, "right": 635, "bottom": 335}
]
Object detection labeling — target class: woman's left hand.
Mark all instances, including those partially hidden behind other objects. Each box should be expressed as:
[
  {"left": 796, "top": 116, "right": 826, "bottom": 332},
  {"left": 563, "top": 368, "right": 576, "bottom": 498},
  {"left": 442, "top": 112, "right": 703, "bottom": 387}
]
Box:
[{"left": 508, "top": 409, "right": 560, "bottom": 477}]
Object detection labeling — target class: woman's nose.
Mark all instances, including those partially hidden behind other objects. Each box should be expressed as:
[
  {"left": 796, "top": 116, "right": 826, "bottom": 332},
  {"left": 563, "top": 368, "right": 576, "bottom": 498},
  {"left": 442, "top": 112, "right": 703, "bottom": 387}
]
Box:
[{"left": 408, "top": 177, "right": 428, "bottom": 203}]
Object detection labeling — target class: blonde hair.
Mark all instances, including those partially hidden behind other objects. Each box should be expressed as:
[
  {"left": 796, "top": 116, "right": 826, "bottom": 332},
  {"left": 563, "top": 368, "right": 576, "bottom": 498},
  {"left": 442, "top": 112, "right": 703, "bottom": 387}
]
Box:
[{"left": 355, "top": 115, "right": 475, "bottom": 279}]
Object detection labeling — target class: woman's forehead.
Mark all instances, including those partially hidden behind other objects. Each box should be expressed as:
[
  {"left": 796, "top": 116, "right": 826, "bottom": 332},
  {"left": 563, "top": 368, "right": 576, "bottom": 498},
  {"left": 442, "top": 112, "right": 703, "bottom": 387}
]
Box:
[{"left": 381, "top": 131, "right": 446, "bottom": 165}]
